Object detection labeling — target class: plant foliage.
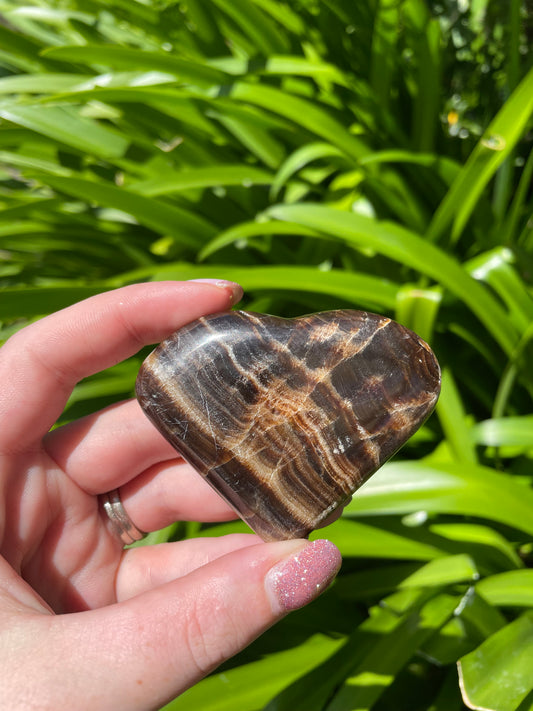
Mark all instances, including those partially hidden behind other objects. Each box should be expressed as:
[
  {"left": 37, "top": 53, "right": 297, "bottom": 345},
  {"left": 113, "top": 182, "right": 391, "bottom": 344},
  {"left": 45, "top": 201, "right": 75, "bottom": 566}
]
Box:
[{"left": 0, "top": 0, "right": 532, "bottom": 709}]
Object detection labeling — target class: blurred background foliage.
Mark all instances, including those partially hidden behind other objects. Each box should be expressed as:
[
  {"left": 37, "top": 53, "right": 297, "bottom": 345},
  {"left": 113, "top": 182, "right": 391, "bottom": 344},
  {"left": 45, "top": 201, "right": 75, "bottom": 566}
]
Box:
[{"left": 0, "top": 0, "right": 532, "bottom": 709}]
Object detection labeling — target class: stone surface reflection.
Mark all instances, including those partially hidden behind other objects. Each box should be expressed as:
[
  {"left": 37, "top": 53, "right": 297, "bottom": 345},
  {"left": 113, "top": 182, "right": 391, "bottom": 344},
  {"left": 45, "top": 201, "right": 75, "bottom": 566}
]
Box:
[{"left": 136, "top": 310, "right": 441, "bottom": 541}]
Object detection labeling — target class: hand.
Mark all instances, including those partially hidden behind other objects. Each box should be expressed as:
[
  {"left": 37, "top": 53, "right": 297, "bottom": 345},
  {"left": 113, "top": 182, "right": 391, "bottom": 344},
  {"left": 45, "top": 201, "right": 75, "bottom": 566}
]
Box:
[{"left": 0, "top": 281, "right": 341, "bottom": 711}]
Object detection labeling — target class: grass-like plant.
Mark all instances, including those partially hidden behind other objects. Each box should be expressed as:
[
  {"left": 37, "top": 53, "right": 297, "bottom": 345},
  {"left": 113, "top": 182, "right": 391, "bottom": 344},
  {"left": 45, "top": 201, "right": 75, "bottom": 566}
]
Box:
[{"left": 0, "top": 1, "right": 532, "bottom": 709}]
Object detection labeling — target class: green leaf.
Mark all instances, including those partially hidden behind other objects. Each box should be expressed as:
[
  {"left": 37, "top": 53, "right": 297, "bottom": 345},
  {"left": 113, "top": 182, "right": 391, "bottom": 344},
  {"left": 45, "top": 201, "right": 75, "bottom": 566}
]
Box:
[
  {"left": 359, "top": 150, "right": 460, "bottom": 180},
  {"left": 0, "top": 285, "right": 106, "bottom": 320},
  {"left": 437, "top": 368, "right": 478, "bottom": 464},
  {"left": 345, "top": 460, "right": 533, "bottom": 537},
  {"left": 42, "top": 45, "right": 230, "bottom": 87},
  {"left": 267, "top": 203, "right": 519, "bottom": 356},
  {"left": 370, "top": 0, "right": 400, "bottom": 113},
  {"left": 198, "top": 221, "right": 321, "bottom": 260},
  {"left": 456, "top": 589, "right": 507, "bottom": 641},
  {"left": 270, "top": 141, "right": 346, "bottom": 200},
  {"left": 162, "top": 634, "right": 343, "bottom": 711},
  {"left": 471, "top": 416, "right": 533, "bottom": 448},
  {"left": 208, "top": 101, "right": 287, "bottom": 168},
  {"left": 264, "top": 592, "right": 431, "bottom": 711},
  {"left": 399, "top": 554, "right": 479, "bottom": 588},
  {"left": 115, "top": 263, "right": 399, "bottom": 311},
  {"left": 317, "top": 518, "right": 443, "bottom": 562},
  {"left": 430, "top": 668, "right": 473, "bottom": 711},
  {"left": 263, "top": 56, "right": 349, "bottom": 84},
  {"left": 458, "top": 612, "right": 533, "bottom": 711},
  {"left": 64, "top": 362, "right": 136, "bottom": 409},
  {"left": 0, "top": 103, "right": 129, "bottom": 158},
  {"left": 209, "top": 0, "right": 288, "bottom": 55},
  {"left": 231, "top": 83, "right": 368, "bottom": 161},
  {"left": 467, "top": 247, "right": 533, "bottom": 333},
  {"left": 404, "top": 3, "right": 442, "bottom": 152},
  {"left": 0, "top": 73, "right": 88, "bottom": 94},
  {"left": 429, "top": 523, "right": 523, "bottom": 570},
  {"left": 6, "top": 6, "right": 94, "bottom": 24},
  {"left": 0, "top": 6, "right": 531, "bottom": 710},
  {"left": 0, "top": 22, "right": 52, "bottom": 72},
  {"left": 422, "top": 591, "right": 506, "bottom": 667},
  {"left": 394, "top": 285, "right": 441, "bottom": 344},
  {"left": 40, "top": 71, "right": 180, "bottom": 93},
  {"left": 130, "top": 165, "right": 274, "bottom": 196},
  {"left": 336, "top": 555, "right": 478, "bottom": 601},
  {"left": 244, "top": 0, "right": 305, "bottom": 35},
  {"left": 0, "top": 197, "right": 65, "bottom": 221},
  {"left": 40, "top": 176, "right": 216, "bottom": 247},
  {"left": 327, "top": 593, "right": 458, "bottom": 711},
  {"left": 0, "top": 149, "right": 72, "bottom": 176},
  {"left": 88, "top": 0, "right": 159, "bottom": 24},
  {"left": 40, "top": 86, "right": 220, "bottom": 137},
  {"left": 503, "top": 146, "right": 533, "bottom": 245},
  {"left": 477, "top": 571, "right": 533, "bottom": 608},
  {"left": 428, "top": 66, "right": 533, "bottom": 244}
]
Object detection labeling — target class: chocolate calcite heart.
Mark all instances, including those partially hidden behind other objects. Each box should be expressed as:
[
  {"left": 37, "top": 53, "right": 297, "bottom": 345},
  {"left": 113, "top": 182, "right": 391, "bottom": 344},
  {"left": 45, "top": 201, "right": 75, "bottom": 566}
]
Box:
[{"left": 136, "top": 310, "right": 440, "bottom": 541}]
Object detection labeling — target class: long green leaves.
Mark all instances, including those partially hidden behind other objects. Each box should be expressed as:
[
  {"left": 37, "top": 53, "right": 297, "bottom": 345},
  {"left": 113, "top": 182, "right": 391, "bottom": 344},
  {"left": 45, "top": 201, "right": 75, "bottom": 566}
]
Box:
[
  {"left": 0, "top": 104, "right": 129, "bottom": 158},
  {"left": 345, "top": 460, "right": 533, "bottom": 537},
  {"left": 458, "top": 613, "right": 533, "bottom": 711},
  {"left": 427, "top": 66, "right": 533, "bottom": 244},
  {"left": 163, "top": 635, "right": 344, "bottom": 711},
  {"left": 43, "top": 45, "right": 231, "bottom": 86},
  {"left": 0, "top": 1, "right": 532, "bottom": 710},
  {"left": 267, "top": 203, "right": 520, "bottom": 355},
  {"left": 41, "top": 176, "right": 217, "bottom": 247}
]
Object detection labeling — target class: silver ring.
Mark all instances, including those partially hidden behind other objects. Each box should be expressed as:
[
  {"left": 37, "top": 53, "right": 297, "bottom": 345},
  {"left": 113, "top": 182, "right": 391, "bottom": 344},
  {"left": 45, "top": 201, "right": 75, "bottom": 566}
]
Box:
[{"left": 100, "top": 489, "right": 147, "bottom": 545}]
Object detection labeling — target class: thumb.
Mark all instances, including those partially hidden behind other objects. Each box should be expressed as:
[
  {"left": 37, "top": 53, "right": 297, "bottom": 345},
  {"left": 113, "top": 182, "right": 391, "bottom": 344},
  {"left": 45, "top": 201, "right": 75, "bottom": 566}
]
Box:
[{"left": 32, "top": 539, "right": 341, "bottom": 710}]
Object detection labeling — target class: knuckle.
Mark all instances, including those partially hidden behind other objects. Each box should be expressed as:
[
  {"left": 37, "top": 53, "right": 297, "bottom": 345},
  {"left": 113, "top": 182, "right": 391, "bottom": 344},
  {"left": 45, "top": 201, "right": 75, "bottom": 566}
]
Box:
[{"left": 181, "top": 589, "right": 239, "bottom": 677}]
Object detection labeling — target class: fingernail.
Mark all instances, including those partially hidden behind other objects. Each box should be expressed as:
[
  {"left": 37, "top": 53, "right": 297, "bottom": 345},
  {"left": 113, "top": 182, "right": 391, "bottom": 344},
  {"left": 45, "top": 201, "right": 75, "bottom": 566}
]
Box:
[
  {"left": 265, "top": 539, "right": 342, "bottom": 613},
  {"left": 188, "top": 279, "right": 243, "bottom": 306}
]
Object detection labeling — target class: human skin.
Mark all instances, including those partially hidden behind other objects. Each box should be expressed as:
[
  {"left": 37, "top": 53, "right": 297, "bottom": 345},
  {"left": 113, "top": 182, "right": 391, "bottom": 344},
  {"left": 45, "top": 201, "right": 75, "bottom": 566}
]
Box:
[{"left": 0, "top": 280, "right": 341, "bottom": 711}]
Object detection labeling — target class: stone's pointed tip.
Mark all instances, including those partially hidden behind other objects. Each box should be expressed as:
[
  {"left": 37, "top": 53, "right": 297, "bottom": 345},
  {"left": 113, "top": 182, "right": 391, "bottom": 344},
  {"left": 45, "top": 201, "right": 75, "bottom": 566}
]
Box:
[{"left": 136, "top": 309, "right": 440, "bottom": 542}]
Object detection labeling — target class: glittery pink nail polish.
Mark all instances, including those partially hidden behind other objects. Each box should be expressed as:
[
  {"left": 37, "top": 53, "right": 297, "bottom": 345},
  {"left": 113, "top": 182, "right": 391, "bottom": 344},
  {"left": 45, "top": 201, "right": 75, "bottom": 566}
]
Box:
[{"left": 265, "top": 539, "right": 342, "bottom": 613}]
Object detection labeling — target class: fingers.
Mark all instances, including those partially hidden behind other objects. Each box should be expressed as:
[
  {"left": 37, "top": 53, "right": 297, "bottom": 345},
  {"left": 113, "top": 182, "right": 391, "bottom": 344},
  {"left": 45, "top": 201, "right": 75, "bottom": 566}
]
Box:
[
  {"left": 120, "top": 460, "right": 238, "bottom": 531},
  {"left": 0, "top": 280, "right": 242, "bottom": 454},
  {"left": 24, "top": 539, "right": 341, "bottom": 711},
  {"left": 121, "top": 463, "right": 346, "bottom": 534},
  {"left": 44, "top": 399, "right": 178, "bottom": 494},
  {"left": 44, "top": 398, "right": 238, "bottom": 525},
  {"left": 44, "top": 396, "right": 347, "bottom": 536},
  {"left": 115, "top": 534, "right": 261, "bottom": 600}
]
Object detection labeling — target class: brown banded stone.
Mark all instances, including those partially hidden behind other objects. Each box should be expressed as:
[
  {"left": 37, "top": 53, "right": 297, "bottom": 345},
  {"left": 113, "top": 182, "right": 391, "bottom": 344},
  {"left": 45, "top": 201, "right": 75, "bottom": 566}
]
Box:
[{"left": 136, "top": 310, "right": 441, "bottom": 541}]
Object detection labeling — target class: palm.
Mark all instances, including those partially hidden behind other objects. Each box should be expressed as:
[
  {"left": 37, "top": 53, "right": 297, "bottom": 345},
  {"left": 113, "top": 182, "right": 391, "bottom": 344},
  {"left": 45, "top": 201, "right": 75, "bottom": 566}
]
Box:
[
  {"left": 8, "top": 445, "right": 124, "bottom": 613},
  {"left": 0, "top": 283, "right": 245, "bottom": 616},
  {"left": 0, "top": 283, "right": 341, "bottom": 711}
]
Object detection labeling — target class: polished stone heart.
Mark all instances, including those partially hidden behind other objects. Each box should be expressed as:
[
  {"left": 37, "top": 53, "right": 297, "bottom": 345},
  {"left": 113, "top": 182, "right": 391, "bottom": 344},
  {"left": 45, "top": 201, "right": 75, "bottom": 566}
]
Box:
[{"left": 136, "top": 310, "right": 440, "bottom": 541}]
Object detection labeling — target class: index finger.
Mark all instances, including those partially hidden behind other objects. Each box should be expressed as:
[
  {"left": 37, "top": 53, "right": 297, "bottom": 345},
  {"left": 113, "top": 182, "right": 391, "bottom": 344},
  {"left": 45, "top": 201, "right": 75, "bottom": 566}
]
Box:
[{"left": 0, "top": 280, "right": 242, "bottom": 454}]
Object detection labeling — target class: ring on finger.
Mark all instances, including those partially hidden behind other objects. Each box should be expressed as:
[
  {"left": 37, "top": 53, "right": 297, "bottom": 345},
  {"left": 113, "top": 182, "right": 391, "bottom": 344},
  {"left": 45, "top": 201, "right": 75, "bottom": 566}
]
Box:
[{"left": 100, "top": 488, "right": 147, "bottom": 545}]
